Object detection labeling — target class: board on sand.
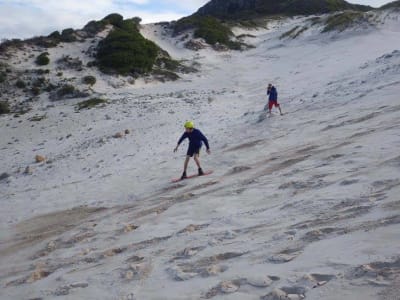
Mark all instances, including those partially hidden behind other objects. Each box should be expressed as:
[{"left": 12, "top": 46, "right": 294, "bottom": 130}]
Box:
[{"left": 171, "top": 170, "right": 213, "bottom": 183}]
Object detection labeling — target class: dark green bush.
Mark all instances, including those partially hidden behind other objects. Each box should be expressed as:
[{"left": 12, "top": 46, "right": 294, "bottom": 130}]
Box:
[
  {"left": 76, "top": 98, "right": 107, "bottom": 110},
  {"left": 194, "top": 17, "right": 233, "bottom": 45},
  {"left": 36, "top": 52, "right": 50, "bottom": 66},
  {"left": 48, "top": 31, "right": 61, "bottom": 39},
  {"left": 83, "top": 20, "right": 107, "bottom": 36},
  {"left": 0, "top": 72, "right": 6, "bottom": 83},
  {"left": 16, "top": 79, "right": 26, "bottom": 89},
  {"left": 87, "top": 61, "right": 97, "bottom": 67},
  {"left": 82, "top": 75, "right": 96, "bottom": 85},
  {"left": 31, "top": 86, "right": 41, "bottom": 96},
  {"left": 175, "top": 16, "right": 234, "bottom": 48},
  {"left": 61, "top": 28, "right": 76, "bottom": 42},
  {"left": 0, "top": 101, "right": 10, "bottom": 114},
  {"left": 97, "top": 19, "right": 159, "bottom": 75},
  {"left": 103, "top": 13, "right": 124, "bottom": 27},
  {"left": 57, "top": 84, "right": 75, "bottom": 97}
]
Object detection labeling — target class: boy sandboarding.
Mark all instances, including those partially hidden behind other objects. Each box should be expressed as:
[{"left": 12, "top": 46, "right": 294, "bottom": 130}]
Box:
[{"left": 173, "top": 121, "right": 211, "bottom": 180}]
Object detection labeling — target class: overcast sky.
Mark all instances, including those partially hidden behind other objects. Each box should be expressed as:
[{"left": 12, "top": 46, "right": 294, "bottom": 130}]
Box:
[{"left": 0, "top": 0, "right": 394, "bottom": 40}]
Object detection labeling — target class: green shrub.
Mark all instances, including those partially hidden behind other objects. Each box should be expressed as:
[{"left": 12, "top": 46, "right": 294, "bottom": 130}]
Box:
[
  {"left": 48, "top": 31, "right": 61, "bottom": 39},
  {"left": 76, "top": 98, "right": 107, "bottom": 110},
  {"left": 0, "top": 101, "right": 10, "bottom": 114},
  {"left": 82, "top": 75, "right": 96, "bottom": 85},
  {"left": 103, "top": 13, "right": 124, "bottom": 27},
  {"left": 323, "top": 11, "right": 364, "bottom": 32},
  {"left": 97, "top": 19, "right": 159, "bottom": 75},
  {"left": 83, "top": 20, "right": 107, "bottom": 36},
  {"left": 175, "top": 16, "right": 235, "bottom": 48},
  {"left": 36, "top": 52, "right": 50, "bottom": 66},
  {"left": 57, "top": 84, "right": 75, "bottom": 97},
  {"left": 87, "top": 61, "right": 97, "bottom": 67},
  {"left": 61, "top": 28, "right": 76, "bottom": 42},
  {"left": 16, "top": 79, "right": 26, "bottom": 89},
  {"left": 0, "top": 72, "right": 6, "bottom": 83},
  {"left": 31, "top": 86, "right": 41, "bottom": 96},
  {"left": 194, "top": 17, "right": 233, "bottom": 45},
  {"left": 33, "top": 77, "right": 46, "bottom": 87}
]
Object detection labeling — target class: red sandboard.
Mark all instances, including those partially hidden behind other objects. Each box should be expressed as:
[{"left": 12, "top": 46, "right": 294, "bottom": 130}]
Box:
[{"left": 171, "top": 170, "right": 213, "bottom": 183}]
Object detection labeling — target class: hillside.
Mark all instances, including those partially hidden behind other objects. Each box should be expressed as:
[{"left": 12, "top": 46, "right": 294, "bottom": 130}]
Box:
[
  {"left": 1, "top": 5, "right": 400, "bottom": 300},
  {"left": 194, "top": 0, "right": 372, "bottom": 19}
]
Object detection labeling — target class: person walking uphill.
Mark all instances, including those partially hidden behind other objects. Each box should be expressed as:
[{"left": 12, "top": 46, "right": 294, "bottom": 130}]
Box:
[
  {"left": 267, "top": 83, "right": 283, "bottom": 116},
  {"left": 174, "top": 121, "right": 210, "bottom": 180}
]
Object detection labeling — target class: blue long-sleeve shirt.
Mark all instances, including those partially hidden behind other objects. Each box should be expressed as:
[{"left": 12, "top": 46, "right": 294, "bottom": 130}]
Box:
[
  {"left": 267, "top": 86, "right": 278, "bottom": 101},
  {"left": 178, "top": 128, "right": 210, "bottom": 149}
]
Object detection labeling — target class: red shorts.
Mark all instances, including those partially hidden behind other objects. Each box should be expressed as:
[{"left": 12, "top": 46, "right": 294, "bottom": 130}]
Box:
[{"left": 268, "top": 100, "right": 280, "bottom": 110}]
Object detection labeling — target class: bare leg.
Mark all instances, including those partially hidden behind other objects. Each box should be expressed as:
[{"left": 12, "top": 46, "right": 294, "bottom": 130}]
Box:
[
  {"left": 278, "top": 105, "right": 283, "bottom": 115},
  {"left": 193, "top": 153, "right": 201, "bottom": 169},
  {"left": 183, "top": 156, "right": 190, "bottom": 173}
]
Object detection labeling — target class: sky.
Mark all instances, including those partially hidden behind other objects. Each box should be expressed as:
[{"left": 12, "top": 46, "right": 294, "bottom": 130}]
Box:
[{"left": 0, "top": 0, "right": 395, "bottom": 40}]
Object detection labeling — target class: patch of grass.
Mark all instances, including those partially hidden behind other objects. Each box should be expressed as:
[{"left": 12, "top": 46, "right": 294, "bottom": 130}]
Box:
[
  {"left": 76, "top": 98, "right": 107, "bottom": 110},
  {"left": 175, "top": 16, "right": 234, "bottom": 47},
  {"left": 31, "top": 86, "right": 41, "bottom": 96},
  {"left": 281, "top": 26, "right": 309, "bottom": 39},
  {"left": 0, "top": 72, "right": 6, "bottom": 83},
  {"left": 29, "top": 114, "right": 47, "bottom": 121},
  {"left": 0, "top": 101, "right": 11, "bottom": 114},
  {"left": 152, "top": 69, "right": 180, "bottom": 82},
  {"left": 323, "top": 11, "right": 364, "bottom": 32},
  {"left": 280, "top": 26, "right": 300, "bottom": 39},
  {"left": 36, "top": 52, "right": 50, "bottom": 66},
  {"left": 82, "top": 75, "right": 97, "bottom": 86},
  {"left": 16, "top": 79, "right": 26, "bottom": 89},
  {"left": 57, "top": 84, "right": 75, "bottom": 97}
]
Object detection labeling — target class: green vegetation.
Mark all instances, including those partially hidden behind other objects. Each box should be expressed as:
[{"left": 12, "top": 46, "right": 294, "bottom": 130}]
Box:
[
  {"left": 175, "top": 16, "right": 241, "bottom": 49},
  {"left": 323, "top": 11, "right": 364, "bottom": 32},
  {"left": 31, "top": 86, "right": 41, "bottom": 96},
  {"left": 57, "top": 84, "right": 75, "bottom": 97},
  {"left": 97, "top": 18, "right": 159, "bottom": 75},
  {"left": 82, "top": 75, "right": 97, "bottom": 85},
  {"left": 36, "top": 52, "right": 50, "bottom": 66},
  {"left": 194, "top": 0, "right": 372, "bottom": 19},
  {"left": 194, "top": 17, "right": 232, "bottom": 45},
  {"left": 76, "top": 98, "right": 107, "bottom": 110},
  {"left": 0, "top": 101, "right": 10, "bottom": 114},
  {"left": 380, "top": 0, "right": 400, "bottom": 9},
  {"left": 103, "top": 13, "right": 124, "bottom": 27},
  {"left": 15, "top": 79, "right": 26, "bottom": 89},
  {"left": 29, "top": 114, "right": 47, "bottom": 121},
  {"left": 280, "top": 26, "right": 309, "bottom": 39},
  {"left": 0, "top": 72, "right": 6, "bottom": 83},
  {"left": 280, "top": 26, "right": 300, "bottom": 39},
  {"left": 60, "top": 28, "right": 76, "bottom": 42}
]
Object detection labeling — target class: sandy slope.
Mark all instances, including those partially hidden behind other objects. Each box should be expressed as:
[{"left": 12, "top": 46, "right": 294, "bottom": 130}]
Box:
[{"left": 1, "top": 11, "right": 400, "bottom": 300}]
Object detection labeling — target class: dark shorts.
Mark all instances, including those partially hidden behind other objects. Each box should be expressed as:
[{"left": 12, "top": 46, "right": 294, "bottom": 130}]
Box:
[
  {"left": 268, "top": 100, "right": 280, "bottom": 110},
  {"left": 187, "top": 145, "right": 201, "bottom": 157}
]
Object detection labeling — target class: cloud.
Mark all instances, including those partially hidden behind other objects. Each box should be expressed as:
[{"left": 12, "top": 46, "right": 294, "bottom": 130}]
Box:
[{"left": 0, "top": 0, "right": 208, "bottom": 40}]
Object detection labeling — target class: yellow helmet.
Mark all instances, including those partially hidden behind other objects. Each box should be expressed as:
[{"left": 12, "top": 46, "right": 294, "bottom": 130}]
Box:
[{"left": 184, "top": 121, "right": 194, "bottom": 129}]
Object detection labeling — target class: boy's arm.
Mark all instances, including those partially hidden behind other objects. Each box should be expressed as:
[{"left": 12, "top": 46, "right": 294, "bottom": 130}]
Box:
[
  {"left": 174, "top": 133, "right": 187, "bottom": 152},
  {"left": 199, "top": 131, "right": 210, "bottom": 152}
]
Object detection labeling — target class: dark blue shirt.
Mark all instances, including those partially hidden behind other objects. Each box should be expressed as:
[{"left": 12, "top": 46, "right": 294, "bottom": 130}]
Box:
[
  {"left": 178, "top": 128, "right": 210, "bottom": 149},
  {"left": 267, "top": 86, "right": 278, "bottom": 101}
]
